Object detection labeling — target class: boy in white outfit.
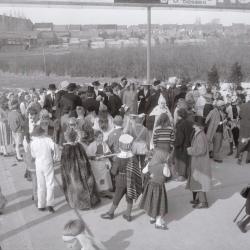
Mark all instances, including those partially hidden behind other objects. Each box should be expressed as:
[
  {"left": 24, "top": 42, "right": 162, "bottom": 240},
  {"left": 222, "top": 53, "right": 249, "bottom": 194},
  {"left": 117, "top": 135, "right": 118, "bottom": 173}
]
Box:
[{"left": 30, "top": 125, "right": 56, "bottom": 213}]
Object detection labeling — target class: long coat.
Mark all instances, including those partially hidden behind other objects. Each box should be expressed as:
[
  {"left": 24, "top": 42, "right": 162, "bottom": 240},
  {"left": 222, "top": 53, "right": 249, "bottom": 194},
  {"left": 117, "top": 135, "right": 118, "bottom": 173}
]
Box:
[
  {"left": 239, "top": 101, "right": 250, "bottom": 138},
  {"left": 138, "top": 88, "right": 150, "bottom": 114},
  {"left": 61, "top": 142, "right": 100, "bottom": 210},
  {"left": 174, "top": 118, "right": 194, "bottom": 177},
  {"left": 186, "top": 129, "right": 211, "bottom": 192}
]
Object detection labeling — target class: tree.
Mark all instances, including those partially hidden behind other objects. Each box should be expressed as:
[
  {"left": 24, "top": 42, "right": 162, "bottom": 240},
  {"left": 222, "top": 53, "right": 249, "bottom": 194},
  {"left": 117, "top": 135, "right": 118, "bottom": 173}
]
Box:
[
  {"left": 229, "top": 62, "right": 243, "bottom": 87},
  {"left": 207, "top": 64, "right": 219, "bottom": 87}
]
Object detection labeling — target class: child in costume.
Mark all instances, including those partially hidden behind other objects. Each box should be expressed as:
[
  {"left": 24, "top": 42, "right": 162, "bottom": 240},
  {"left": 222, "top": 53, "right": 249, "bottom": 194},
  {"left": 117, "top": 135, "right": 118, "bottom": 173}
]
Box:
[
  {"left": 101, "top": 134, "right": 142, "bottom": 222},
  {"left": 62, "top": 219, "right": 106, "bottom": 250}
]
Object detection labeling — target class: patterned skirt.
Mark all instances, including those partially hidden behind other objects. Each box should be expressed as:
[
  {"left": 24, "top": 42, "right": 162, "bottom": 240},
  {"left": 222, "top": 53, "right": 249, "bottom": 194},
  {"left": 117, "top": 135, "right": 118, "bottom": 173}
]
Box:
[{"left": 139, "top": 180, "right": 168, "bottom": 218}]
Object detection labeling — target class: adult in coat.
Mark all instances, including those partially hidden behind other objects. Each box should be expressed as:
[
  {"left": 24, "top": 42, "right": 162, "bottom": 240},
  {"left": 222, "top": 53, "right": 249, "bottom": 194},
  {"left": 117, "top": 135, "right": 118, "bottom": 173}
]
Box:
[
  {"left": 43, "top": 84, "right": 57, "bottom": 120},
  {"left": 187, "top": 116, "right": 211, "bottom": 209},
  {"left": 138, "top": 83, "right": 151, "bottom": 115},
  {"left": 122, "top": 82, "right": 138, "bottom": 115},
  {"left": 105, "top": 87, "right": 122, "bottom": 118},
  {"left": 61, "top": 128, "right": 100, "bottom": 210},
  {"left": 205, "top": 100, "right": 226, "bottom": 163},
  {"left": 238, "top": 99, "right": 250, "bottom": 164},
  {"left": 174, "top": 108, "right": 194, "bottom": 181},
  {"left": 58, "top": 83, "right": 82, "bottom": 117}
]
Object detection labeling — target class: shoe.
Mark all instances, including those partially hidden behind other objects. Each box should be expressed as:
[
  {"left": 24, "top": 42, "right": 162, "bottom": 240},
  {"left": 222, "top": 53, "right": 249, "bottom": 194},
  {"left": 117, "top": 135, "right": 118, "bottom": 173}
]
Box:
[
  {"left": 246, "top": 160, "right": 250, "bottom": 164},
  {"left": 155, "top": 224, "right": 168, "bottom": 230},
  {"left": 150, "top": 218, "right": 156, "bottom": 224},
  {"left": 237, "top": 159, "right": 242, "bottom": 165},
  {"left": 214, "top": 159, "right": 223, "bottom": 163},
  {"left": 101, "top": 212, "right": 114, "bottom": 220},
  {"left": 227, "top": 151, "right": 233, "bottom": 156},
  {"left": 31, "top": 196, "right": 34, "bottom": 201},
  {"left": 47, "top": 206, "right": 55, "bottom": 213},
  {"left": 38, "top": 207, "right": 46, "bottom": 211},
  {"left": 190, "top": 200, "right": 200, "bottom": 205},
  {"left": 16, "top": 157, "right": 23, "bottom": 162},
  {"left": 193, "top": 202, "right": 208, "bottom": 209},
  {"left": 237, "top": 221, "right": 247, "bottom": 233},
  {"left": 123, "top": 214, "right": 132, "bottom": 222}
]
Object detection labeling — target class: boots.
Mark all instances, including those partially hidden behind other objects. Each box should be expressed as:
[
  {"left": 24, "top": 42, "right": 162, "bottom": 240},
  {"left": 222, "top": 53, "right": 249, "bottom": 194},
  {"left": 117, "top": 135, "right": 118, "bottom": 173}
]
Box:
[{"left": 227, "top": 142, "right": 233, "bottom": 156}]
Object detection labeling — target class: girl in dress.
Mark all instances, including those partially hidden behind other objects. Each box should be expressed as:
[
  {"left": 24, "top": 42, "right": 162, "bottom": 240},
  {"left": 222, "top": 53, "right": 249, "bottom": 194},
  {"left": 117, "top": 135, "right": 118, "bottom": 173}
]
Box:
[{"left": 86, "top": 130, "right": 113, "bottom": 199}]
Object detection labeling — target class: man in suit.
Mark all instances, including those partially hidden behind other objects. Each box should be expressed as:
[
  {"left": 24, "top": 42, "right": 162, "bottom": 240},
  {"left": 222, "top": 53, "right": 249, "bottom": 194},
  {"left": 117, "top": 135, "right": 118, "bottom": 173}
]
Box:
[
  {"left": 82, "top": 87, "right": 100, "bottom": 115},
  {"left": 58, "top": 83, "right": 82, "bottom": 117},
  {"left": 105, "top": 86, "right": 122, "bottom": 118},
  {"left": 43, "top": 84, "right": 57, "bottom": 120}
]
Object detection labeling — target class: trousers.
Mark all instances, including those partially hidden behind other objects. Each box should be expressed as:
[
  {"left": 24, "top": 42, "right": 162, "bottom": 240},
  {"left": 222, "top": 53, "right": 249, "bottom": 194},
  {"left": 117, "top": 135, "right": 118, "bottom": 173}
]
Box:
[{"left": 36, "top": 165, "right": 54, "bottom": 208}]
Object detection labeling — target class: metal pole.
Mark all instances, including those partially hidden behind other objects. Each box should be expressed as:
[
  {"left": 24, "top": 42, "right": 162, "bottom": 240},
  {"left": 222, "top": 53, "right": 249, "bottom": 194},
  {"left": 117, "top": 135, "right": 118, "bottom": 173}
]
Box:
[
  {"left": 43, "top": 47, "right": 47, "bottom": 74},
  {"left": 147, "top": 6, "right": 151, "bottom": 85}
]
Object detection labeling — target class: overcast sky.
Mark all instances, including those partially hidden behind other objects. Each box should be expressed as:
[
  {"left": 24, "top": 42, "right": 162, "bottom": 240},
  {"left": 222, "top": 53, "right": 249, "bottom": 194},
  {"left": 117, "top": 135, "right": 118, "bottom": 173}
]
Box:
[{"left": 0, "top": 6, "right": 250, "bottom": 25}]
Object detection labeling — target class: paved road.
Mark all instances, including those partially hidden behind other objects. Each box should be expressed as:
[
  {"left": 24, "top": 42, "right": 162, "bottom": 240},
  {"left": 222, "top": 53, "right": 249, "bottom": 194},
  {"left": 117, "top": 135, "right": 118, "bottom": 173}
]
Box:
[{"left": 1, "top": 145, "right": 250, "bottom": 250}]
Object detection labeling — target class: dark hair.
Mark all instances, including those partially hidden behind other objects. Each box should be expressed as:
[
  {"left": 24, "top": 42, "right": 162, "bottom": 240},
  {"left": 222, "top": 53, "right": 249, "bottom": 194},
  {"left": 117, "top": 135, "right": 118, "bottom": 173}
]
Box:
[
  {"left": 177, "top": 108, "right": 188, "bottom": 120},
  {"left": 156, "top": 113, "right": 171, "bottom": 128},
  {"left": 94, "top": 130, "right": 103, "bottom": 139}
]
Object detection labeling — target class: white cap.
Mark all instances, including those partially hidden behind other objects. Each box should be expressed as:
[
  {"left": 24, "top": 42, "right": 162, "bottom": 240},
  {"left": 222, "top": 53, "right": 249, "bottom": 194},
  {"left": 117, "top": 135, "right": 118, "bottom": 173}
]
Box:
[{"left": 119, "top": 134, "right": 133, "bottom": 151}]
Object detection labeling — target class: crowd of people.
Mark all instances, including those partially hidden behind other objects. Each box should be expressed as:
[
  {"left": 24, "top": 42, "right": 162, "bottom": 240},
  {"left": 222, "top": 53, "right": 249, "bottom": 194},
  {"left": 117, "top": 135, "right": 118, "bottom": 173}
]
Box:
[{"left": 0, "top": 77, "right": 250, "bottom": 245}]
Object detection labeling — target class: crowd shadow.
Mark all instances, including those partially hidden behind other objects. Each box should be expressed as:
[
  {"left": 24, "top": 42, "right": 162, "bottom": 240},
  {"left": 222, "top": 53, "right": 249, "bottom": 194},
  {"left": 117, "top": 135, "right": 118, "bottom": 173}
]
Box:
[
  {"left": 5, "top": 188, "right": 32, "bottom": 202},
  {"left": 104, "top": 229, "right": 133, "bottom": 250}
]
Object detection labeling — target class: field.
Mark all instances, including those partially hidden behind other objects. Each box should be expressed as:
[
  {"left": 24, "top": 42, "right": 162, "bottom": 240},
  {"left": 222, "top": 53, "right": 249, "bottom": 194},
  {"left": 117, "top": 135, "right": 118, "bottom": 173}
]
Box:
[{"left": 0, "top": 40, "right": 250, "bottom": 89}]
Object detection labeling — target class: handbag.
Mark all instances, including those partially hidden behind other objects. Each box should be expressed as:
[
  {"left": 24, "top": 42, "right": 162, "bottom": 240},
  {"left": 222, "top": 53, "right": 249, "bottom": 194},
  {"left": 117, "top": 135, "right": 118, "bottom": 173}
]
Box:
[
  {"left": 240, "top": 186, "right": 250, "bottom": 199},
  {"left": 163, "top": 163, "right": 171, "bottom": 178}
]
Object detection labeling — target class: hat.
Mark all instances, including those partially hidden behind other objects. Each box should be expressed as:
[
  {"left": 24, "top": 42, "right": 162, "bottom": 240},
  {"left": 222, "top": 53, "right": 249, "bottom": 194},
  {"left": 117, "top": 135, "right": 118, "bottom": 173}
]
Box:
[
  {"left": 193, "top": 115, "right": 205, "bottom": 127},
  {"left": 216, "top": 100, "right": 225, "bottom": 107},
  {"left": 153, "top": 79, "right": 161, "bottom": 86},
  {"left": 92, "top": 81, "right": 100, "bottom": 87},
  {"left": 48, "top": 84, "right": 56, "bottom": 91},
  {"left": 31, "top": 125, "right": 45, "bottom": 137},
  {"left": 119, "top": 134, "right": 133, "bottom": 152},
  {"left": 113, "top": 115, "right": 123, "bottom": 126},
  {"left": 121, "top": 77, "right": 127, "bottom": 82},
  {"left": 67, "top": 83, "right": 77, "bottom": 91},
  {"left": 59, "top": 80, "right": 69, "bottom": 90},
  {"left": 111, "top": 82, "right": 119, "bottom": 89}
]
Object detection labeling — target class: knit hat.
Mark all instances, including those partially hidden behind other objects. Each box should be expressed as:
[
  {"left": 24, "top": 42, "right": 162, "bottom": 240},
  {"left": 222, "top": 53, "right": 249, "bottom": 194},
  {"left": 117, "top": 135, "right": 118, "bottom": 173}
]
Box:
[
  {"left": 119, "top": 134, "right": 133, "bottom": 152},
  {"left": 113, "top": 115, "right": 123, "bottom": 126}
]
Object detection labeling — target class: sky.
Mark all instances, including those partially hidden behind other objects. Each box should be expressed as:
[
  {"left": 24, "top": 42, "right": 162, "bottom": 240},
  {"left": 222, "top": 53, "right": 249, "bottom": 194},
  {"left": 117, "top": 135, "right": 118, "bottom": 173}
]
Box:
[{"left": 0, "top": 5, "right": 250, "bottom": 25}]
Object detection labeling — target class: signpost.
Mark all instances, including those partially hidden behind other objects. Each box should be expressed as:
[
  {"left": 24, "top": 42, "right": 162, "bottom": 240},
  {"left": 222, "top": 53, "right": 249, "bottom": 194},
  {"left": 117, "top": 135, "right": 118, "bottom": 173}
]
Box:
[{"left": 1, "top": 0, "right": 250, "bottom": 85}]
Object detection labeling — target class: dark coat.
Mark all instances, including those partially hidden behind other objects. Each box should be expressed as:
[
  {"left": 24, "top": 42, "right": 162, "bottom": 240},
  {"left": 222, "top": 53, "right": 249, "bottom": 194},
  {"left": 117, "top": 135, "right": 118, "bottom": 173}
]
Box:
[
  {"left": 138, "top": 88, "right": 150, "bottom": 114},
  {"left": 61, "top": 143, "right": 100, "bottom": 210},
  {"left": 106, "top": 94, "right": 122, "bottom": 117},
  {"left": 174, "top": 118, "right": 194, "bottom": 177},
  {"left": 58, "top": 92, "right": 82, "bottom": 116},
  {"left": 82, "top": 97, "right": 100, "bottom": 115},
  {"left": 43, "top": 93, "right": 57, "bottom": 119},
  {"left": 145, "top": 89, "right": 160, "bottom": 115}
]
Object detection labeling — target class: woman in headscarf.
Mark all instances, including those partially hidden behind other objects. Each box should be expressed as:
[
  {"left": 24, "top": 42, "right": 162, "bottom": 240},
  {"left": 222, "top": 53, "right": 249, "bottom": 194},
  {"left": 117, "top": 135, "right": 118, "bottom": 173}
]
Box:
[
  {"left": 186, "top": 116, "right": 211, "bottom": 209},
  {"left": 122, "top": 82, "right": 138, "bottom": 115},
  {"left": 61, "top": 128, "right": 100, "bottom": 210},
  {"left": 149, "top": 94, "right": 173, "bottom": 149}
]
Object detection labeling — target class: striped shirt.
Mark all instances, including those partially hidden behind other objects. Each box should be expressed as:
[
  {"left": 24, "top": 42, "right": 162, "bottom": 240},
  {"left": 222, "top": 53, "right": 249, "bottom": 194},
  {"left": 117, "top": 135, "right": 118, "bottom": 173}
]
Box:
[{"left": 153, "top": 126, "right": 175, "bottom": 149}]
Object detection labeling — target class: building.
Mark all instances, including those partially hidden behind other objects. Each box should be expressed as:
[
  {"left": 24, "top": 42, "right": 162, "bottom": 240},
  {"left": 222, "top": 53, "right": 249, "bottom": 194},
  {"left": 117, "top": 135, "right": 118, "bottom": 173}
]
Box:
[{"left": 34, "top": 23, "right": 53, "bottom": 32}]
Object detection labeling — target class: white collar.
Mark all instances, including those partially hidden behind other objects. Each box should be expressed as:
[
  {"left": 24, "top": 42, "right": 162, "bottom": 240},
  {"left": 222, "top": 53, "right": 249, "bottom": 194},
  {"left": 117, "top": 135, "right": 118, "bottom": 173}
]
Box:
[{"left": 117, "top": 150, "right": 133, "bottom": 159}]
